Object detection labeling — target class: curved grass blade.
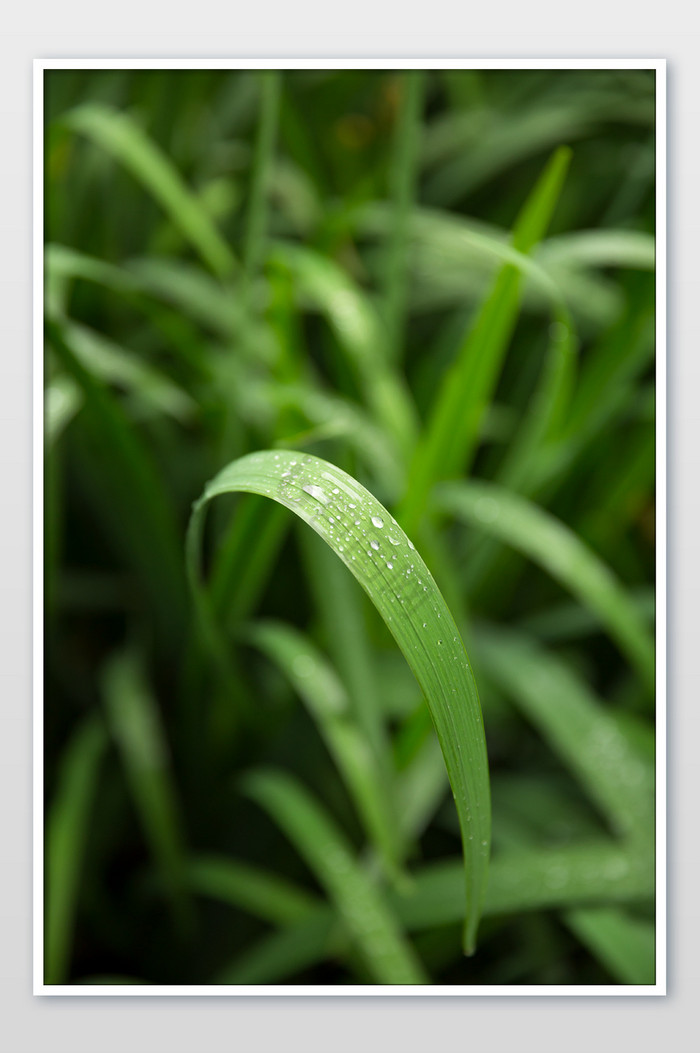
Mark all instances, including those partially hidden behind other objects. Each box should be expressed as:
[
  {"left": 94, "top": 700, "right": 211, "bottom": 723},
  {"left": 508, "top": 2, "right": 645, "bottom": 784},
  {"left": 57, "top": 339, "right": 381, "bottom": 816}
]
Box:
[
  {"left": 242, "top": 768, "right": 427, "bottom": 984},
  {"left": 45, "top": 715, "right": 107, "bottom": 985},
  {"left": 563, "top": 907, "right": 655, "bottom": 985},
  {"left": 63, "top": 104, "right": 236, "bottom": 278},
  {"left": 244, "top": 620, "right": 403, "bottom": 882},
  {"left": 187, "top": 449, "right": 491, "bottom": 953},
  {"left": 435, "top": 480, "right": 655, "bottom": 693}
]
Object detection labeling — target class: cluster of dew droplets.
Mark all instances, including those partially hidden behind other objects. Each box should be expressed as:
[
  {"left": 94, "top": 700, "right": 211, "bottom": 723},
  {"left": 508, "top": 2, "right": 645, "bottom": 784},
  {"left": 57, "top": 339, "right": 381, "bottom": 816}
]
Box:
[{"left": 274, "top": 455, "right": 462, "bottom": 668}]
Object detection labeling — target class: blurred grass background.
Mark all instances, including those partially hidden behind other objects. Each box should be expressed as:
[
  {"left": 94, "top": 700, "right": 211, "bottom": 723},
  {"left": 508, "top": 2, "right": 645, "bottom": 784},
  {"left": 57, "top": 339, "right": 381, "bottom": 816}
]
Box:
[{"left": 43, "top": 67, "right": 656, "bottom": 986}]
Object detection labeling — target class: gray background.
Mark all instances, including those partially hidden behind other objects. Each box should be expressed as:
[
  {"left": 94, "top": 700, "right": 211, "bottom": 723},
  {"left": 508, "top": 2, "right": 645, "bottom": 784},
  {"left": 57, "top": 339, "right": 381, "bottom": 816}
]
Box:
[{"left": 2, "top": 9, "right": 697, "bottom": 1051}]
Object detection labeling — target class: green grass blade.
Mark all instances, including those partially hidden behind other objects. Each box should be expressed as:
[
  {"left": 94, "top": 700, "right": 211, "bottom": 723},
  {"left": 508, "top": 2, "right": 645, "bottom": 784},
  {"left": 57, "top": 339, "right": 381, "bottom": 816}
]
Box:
[
  {"left": 188, "top": 854, "right": 320, "bottom": 926},
  {"left": 242, "top": 768, "right": 427, "bottom": 984},
  {"left": 63, "top": 104, "right": 236, "bottom": 277},
  {"left": 45, "top": 716, "right": 107, "bottom": 985},
  {"left": 563, "top": 907, "right": 655, "bottom": 985},
  {"left": 102, "top": 651, "right": 192, "bottom": 930},
  {"left": 380, "top": 71, "right": 425, "bottom": 362},
  {"left": 394, "top": 843, "right": 654, "bottom": 929},
  {"left": 187, "top": 448, "right": 491, "bottom": 952},
  {"left": 45, "top": 376, "right": 82, "bottom": 446},
  {"left": 400, "top": 147, "right": 571, "bottom": 534},
  {"left": 474, "top": 627, "right": 654, "bottom": 842},
  {"left": 537, "top": 229, "right": 655, "bottom": 272},
  {"left": 244, "top": 619, "right": 403, "bottom": 881},
  {"left": 436, "top": 480, "right": 655, "bottom": 692},
  {"left": 243, "top": 71, "right": 281, "bottom": 284}
]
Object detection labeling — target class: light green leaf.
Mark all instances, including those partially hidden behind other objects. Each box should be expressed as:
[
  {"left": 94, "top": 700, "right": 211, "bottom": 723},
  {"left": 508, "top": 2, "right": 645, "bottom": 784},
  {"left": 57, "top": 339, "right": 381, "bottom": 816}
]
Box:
[
  {"left": 64, "top": 104, "right": 236, "bottom": 277},
  {"left": 400, "top": 147, "right": 572, "bottom": 534},
  {"left": 187, "top": 448, "right": 490, "bottom": 952}
]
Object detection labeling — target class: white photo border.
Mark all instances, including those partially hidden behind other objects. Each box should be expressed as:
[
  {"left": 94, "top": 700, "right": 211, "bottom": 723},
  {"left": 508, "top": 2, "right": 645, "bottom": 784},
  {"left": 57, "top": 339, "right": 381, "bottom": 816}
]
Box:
[{"left": 33, "top": 56, "right": 667, "bottom": 997}]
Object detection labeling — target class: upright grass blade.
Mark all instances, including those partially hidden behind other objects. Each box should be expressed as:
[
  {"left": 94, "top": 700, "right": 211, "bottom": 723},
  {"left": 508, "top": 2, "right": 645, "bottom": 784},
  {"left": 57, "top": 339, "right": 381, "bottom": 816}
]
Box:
[
  {"left": 244, "top": 619, "right": 403, "bottom": 882},
  {"left": 563, "top": 907, "right": 655, "bottom": 985},
  {"left": 435, "top": 480, "right": 655, "bottom": 693},
  {"left": 380, "top": 71, "right": 425, "bottom": 363},
  {"left": 474, "top": 627, "right": 654, "bottom": 843},
  {"left": 45, "top": 716, "right": 107, "bottom": 985},
  {"left": 400, "top": 147, "right": 571, "bottom": 534},
  {"left": 63, "top": 104, "right": 236, "bottom": 278},
  {"left": 242, "top": 769, "right": 427, "bottom": 984},
  {"left": 187, "top": 449, "right": 490, "bottom": 952},
  {"left": 102, "top": 652, "right": 192, "bottom": 931},
  {"left": 242, "top": 71, "right": 281, "bottom": 285}
]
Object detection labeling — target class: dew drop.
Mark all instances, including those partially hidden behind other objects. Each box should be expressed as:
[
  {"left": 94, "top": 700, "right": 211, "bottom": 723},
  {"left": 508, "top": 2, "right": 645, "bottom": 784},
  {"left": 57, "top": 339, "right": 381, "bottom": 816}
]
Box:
[
  {"left": 386, "top": 562, "right": 393, "bottom": 569},
  {"left": 303, "top": 484, "right": 329, "bottom": 504},
  {"left": 408, "top": 539, "right": 415, "bottom": 550},
  {"left": 370, "top": 539, "right": 379, "bottom": 551},
  {"left": 371, "top": 516, "right": 384, "bottom": 529}
]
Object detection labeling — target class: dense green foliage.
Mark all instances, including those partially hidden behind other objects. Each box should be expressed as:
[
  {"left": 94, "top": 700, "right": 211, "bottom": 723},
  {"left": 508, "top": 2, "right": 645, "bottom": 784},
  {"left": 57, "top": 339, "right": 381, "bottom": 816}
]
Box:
[{"left": 44, "top": 68, "right": 656, "bottom": 986}]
